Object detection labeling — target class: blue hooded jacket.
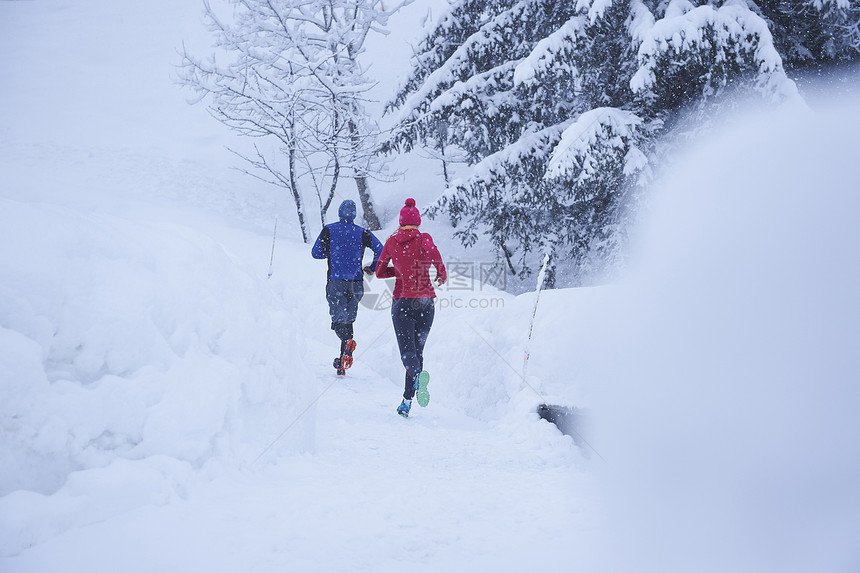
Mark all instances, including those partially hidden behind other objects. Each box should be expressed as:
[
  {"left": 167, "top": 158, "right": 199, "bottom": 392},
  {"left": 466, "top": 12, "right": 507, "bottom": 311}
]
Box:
[{"left": 311, "top": 200, "right": 383, "bottom": 281}]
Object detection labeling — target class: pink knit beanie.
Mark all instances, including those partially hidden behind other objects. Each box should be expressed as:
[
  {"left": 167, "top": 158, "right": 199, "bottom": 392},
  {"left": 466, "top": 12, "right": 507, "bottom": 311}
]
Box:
[{"left": 399, "top": 198, "right": 421, "bottom": 226}]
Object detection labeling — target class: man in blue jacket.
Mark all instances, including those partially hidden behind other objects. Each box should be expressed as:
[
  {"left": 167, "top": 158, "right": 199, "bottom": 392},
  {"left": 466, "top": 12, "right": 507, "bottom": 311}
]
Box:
[{"left": 312, "top": 199, "right": 384, "bottom": 375}]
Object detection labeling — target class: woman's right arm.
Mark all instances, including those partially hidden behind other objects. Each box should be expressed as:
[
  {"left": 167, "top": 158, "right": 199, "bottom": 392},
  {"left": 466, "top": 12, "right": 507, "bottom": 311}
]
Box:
[{"left": 375, "top": 240, "right": 396, "bottom": 279}]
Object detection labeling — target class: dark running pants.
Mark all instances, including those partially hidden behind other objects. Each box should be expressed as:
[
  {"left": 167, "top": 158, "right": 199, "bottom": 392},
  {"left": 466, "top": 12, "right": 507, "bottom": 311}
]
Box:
[
  {"left": 327, "top": 280, "right": 363, "bottom": 354},
  {"left": 391, "top": 297, "right": 435, "bottom": 400}
]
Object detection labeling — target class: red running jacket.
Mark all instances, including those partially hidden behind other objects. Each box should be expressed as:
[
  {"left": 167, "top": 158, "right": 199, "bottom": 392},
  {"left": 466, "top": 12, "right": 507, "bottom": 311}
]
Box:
[{"left": 375, "top": 227, "right": 447, "bottom": 299}]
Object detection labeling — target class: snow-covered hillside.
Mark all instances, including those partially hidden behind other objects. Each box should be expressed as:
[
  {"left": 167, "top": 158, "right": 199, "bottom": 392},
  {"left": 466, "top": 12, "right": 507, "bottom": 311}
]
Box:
[{"left": 2, "top": 1, "right": 859, "bottom": 572}]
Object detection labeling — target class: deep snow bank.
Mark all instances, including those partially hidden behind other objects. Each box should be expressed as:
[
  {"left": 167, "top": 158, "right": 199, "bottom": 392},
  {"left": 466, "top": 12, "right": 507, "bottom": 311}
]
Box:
[
  {"left": 0, "top": 198, "right": 316, "bottom": 493},
  {"left": 0, "top": 195, "right": 320, "bottom": 554},
  {"left": 584, "top": 93, "right": 860, "bottom": 571}
]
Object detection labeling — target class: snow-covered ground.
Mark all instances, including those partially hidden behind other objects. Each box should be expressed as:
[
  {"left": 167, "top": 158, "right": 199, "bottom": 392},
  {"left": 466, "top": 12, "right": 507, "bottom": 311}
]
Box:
[{"left": 2, "top": 1, "right": 859, "bottom": 571}]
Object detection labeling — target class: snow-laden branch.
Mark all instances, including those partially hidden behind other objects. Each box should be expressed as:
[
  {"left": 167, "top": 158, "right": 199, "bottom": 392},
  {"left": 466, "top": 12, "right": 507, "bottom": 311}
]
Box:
[
  {"left": 390, "top": 0, "right": 545, "bottom": 125},
  {"left": 513, "top": 15, "right": 585, "bottom": 86},
  {"left": 471, "top": 119, "right": 575, "bottom": 183},
  {"left": 630, "top": 1, "right": 800, "bottom": 103},
  {"left": 545, "top": 107, "right": 643, "bottom": 181}
]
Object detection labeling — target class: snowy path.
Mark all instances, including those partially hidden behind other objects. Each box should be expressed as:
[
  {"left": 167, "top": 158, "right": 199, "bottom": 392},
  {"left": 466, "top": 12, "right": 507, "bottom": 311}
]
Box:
[
  {"left": 215, "top": 315, "right": 595, "bottom": 571},
  {"left": 237, "top": 362, "right": 591, "bottom": 571},
  {"left": 3, "top": 337, "right": 595, "bottom": 573}
]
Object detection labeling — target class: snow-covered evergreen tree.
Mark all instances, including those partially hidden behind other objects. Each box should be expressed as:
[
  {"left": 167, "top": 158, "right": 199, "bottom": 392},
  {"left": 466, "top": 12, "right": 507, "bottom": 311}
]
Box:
[
  {"left": 750, "top": 0, "right": 860, "bottom": 68},
  {"left": 385, "top": 0, "right": 854, "bottom": 284}
]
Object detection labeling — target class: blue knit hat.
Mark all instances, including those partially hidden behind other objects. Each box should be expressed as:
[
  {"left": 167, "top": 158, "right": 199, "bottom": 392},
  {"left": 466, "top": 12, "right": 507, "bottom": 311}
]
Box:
[{"left": 338, "top": 199, "right": 356, "bottom": 221}]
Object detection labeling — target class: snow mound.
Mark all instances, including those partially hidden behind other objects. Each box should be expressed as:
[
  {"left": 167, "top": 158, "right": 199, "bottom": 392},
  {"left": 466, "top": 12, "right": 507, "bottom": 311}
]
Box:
[
  {"left": 592, "top": 94, "right": 860, "bottom": 572},
  {"left": 0, "top": 198, "right": 315, "bottom": 503}
]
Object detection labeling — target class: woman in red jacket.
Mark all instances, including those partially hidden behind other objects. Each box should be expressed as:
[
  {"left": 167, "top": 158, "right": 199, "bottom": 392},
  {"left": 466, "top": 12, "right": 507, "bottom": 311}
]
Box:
[{"left": 376, "top": 198, "right": 447, "bottom": 418}]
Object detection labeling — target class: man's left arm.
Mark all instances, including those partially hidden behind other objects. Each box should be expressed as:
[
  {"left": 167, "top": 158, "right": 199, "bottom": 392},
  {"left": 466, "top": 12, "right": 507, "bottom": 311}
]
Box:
[{"left": 363, "top": 229, "right": 384, "bottom": 273}]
